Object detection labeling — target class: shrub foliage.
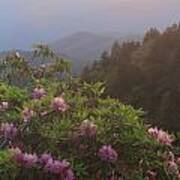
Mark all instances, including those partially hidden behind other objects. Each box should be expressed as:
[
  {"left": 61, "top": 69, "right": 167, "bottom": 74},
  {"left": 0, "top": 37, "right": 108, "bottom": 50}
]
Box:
[{"left": 0, "top": 45, "right": 179, "bottom": 179}]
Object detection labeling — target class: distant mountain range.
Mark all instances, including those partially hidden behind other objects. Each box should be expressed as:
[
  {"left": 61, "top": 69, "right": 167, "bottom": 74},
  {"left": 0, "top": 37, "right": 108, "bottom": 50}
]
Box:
[
  {"left": 50, "top": 31, "right": 142, "bottom": 73},
  {"left": 0, "top": 32, "right": 142, "bottom": 74}
]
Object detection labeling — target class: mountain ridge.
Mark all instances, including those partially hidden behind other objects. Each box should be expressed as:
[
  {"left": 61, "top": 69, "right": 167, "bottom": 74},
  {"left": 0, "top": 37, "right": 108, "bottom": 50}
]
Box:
[{"left": 0, "top": 31, "right": 142, "bottom": 73}]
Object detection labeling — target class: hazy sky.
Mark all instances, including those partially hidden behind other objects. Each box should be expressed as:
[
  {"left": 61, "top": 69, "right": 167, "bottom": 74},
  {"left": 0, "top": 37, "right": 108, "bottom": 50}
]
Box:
[{"left": 0, "top": 0, "right": 180, "bottom": 50}]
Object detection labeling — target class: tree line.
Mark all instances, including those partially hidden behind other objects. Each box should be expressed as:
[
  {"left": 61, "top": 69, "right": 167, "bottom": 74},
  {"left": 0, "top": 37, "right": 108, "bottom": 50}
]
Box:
[{"left": 82, "top": 23, "right": 180, "bottom": 131}]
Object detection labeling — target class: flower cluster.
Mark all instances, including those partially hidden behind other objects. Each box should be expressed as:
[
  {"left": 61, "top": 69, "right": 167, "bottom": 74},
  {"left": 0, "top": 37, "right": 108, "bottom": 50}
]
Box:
[
  {"left": 51, "top": 97, "right": 69, "bottom": 112},
  {"left": 80, "top": 120, "right": 97, "bottom": 138},
  {"left": 32, "top": 87, "right": 46, "bottom": 100},
  {"left": 39, "top": 153, "right": 53, "bottom": 165},
  {"left": 98, "top": 145, "right": 118, "bottom": 163},
  {"left": 10, "top": 148, "right": 38, "bottom": 168},
  {"left": 146, "top": 152, "right": 180, "bottom": 179},
  {"left": 148, "top": 127, "right": 173, "bottom": 146},
  {"left": 23, "top": 153, "right": 38, "bottom": 168},
  {"left": 0, "top": 123, "right": 17, "bottom": 140},
  {"left": 10, "top": 148, "right": 75, "bottom": 179},
  {"left": 22, "top": 108, "right": 34, "bottom": 123},
  {"left": 1, "top": 90, "right": 117, "bottom": 179},
  {"left": 44, "top": 159, "right": 74, "bottom": 179},
  {"left": 0, "top": 101, "right": 8, "bottom": 112},
  {"left": 164, "top": 151, "right": 180, "bottom": 177},
  {"left": 167, "top": 161, "right": 179, "bottom": 175}
]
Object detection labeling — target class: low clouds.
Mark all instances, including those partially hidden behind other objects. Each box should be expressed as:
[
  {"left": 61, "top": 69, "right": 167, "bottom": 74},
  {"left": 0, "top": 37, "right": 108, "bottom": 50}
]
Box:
[{"left": 0, "top": 0, "right": 180, "bottom": 49}]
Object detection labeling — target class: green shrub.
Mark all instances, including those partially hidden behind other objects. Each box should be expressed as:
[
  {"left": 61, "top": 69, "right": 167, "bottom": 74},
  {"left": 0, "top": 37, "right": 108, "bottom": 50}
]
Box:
[{"left": 0, "top": 46, "right": 179, "bottom": 179}]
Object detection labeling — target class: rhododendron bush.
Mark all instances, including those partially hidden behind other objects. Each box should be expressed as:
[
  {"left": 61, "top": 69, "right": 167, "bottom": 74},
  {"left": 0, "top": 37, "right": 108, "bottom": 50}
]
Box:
[{"left": 0, "top": 46, "right": 180, "bottom": 180}]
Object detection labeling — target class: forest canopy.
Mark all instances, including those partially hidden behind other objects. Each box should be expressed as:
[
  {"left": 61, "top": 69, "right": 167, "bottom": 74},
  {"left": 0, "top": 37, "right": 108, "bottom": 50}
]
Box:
[{"left": 82, "top": 23, "right": 180, "bottom": 131}]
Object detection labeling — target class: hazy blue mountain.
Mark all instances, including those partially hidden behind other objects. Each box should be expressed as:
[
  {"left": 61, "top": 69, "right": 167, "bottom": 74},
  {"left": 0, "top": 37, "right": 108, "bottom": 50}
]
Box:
[
  {"left": 50, "top": 32, "right": 114, "bottom": 73},
  {"left": 50, "top": 31, "right": 142, "bottom": 73},
  {"left": 0, "top": 32, "right": 142, "bottom": 74}
]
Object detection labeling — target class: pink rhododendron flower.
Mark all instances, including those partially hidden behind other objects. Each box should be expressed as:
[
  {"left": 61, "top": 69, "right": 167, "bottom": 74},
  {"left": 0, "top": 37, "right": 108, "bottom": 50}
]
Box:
[
  {"left": 167, "top": 161, "right": 179, "bottom": 175},
  {"left": 39, "top": 153, "right": 53, "bottom": 165},
  {"left": 80, "top": 120, "right": 97, "bottom": 138},
  {"left": 51, "top": 97, "right": 69, "bottom": 112},
  {"left": 11, "top": 148, "right": 38, "bottom": 168},
  {"left": 44, "top": 159, "right": 74, "bottom": 179},
  {"left": 62, "top": 168, "right": 75, "bottom": 180},
  {"left": 157, "top": 130, "right": 173, "bottom": 145},
  {"left": 44, "top": 158, "right": 54, "bottom": 172},
  {"left": 45, "top": 160, "right": 68, "bottom": 174},
  {"left": 98, "top": 145, "right": 118, "bottom": 163},
  {"left": 54, "top": 160, "right": 75, "bottom": 180},
  {"left": 22, "top": 108, "right": 34, "bottom": 122},
  {"left": 176, "top": 157, "right": 180, "bottom": 165},
  {"left": 148, "top": 127, "right": 159, "bottom": 138},
  {"left": 10, "top": 148, "right": 75, "bottom": 179},
  {"left": 51, "top": 160, "right": 64, "bottom": 174},
  {"left": 0, "top": 123, "right": 17, "bottom": 139},
  {"left": 164, "top": 151, "right": 180, "bottom": 176},
  {"left": 59, "top": 160, "right": 71, "bottom": 173},
  {"left": 32, "top": 87, "right": 46, "bottom": 100},
  {"left": 22, "top": 153, "right": 38, "bottom": 168},
  {"left": 148, "top": 127, "right": 173, "bottom": 146}
]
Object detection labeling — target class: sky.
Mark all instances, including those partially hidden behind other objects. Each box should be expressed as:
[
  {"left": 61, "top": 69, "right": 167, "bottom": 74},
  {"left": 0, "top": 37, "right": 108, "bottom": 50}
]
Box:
[{"left": 0, "top": 0, "right": 180, "bottom": 50}]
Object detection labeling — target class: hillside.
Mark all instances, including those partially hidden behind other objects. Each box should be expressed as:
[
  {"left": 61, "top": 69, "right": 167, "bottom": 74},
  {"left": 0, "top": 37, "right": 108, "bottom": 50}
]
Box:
[
  {"left": 50, "top": 32, "right": 142, "bottom": 73},
  {"left": 51, "top": 32, "right": 114, "bottom": 58},
  {"left": 82, "top": 24, "right": 180, "bottom": 131}
]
